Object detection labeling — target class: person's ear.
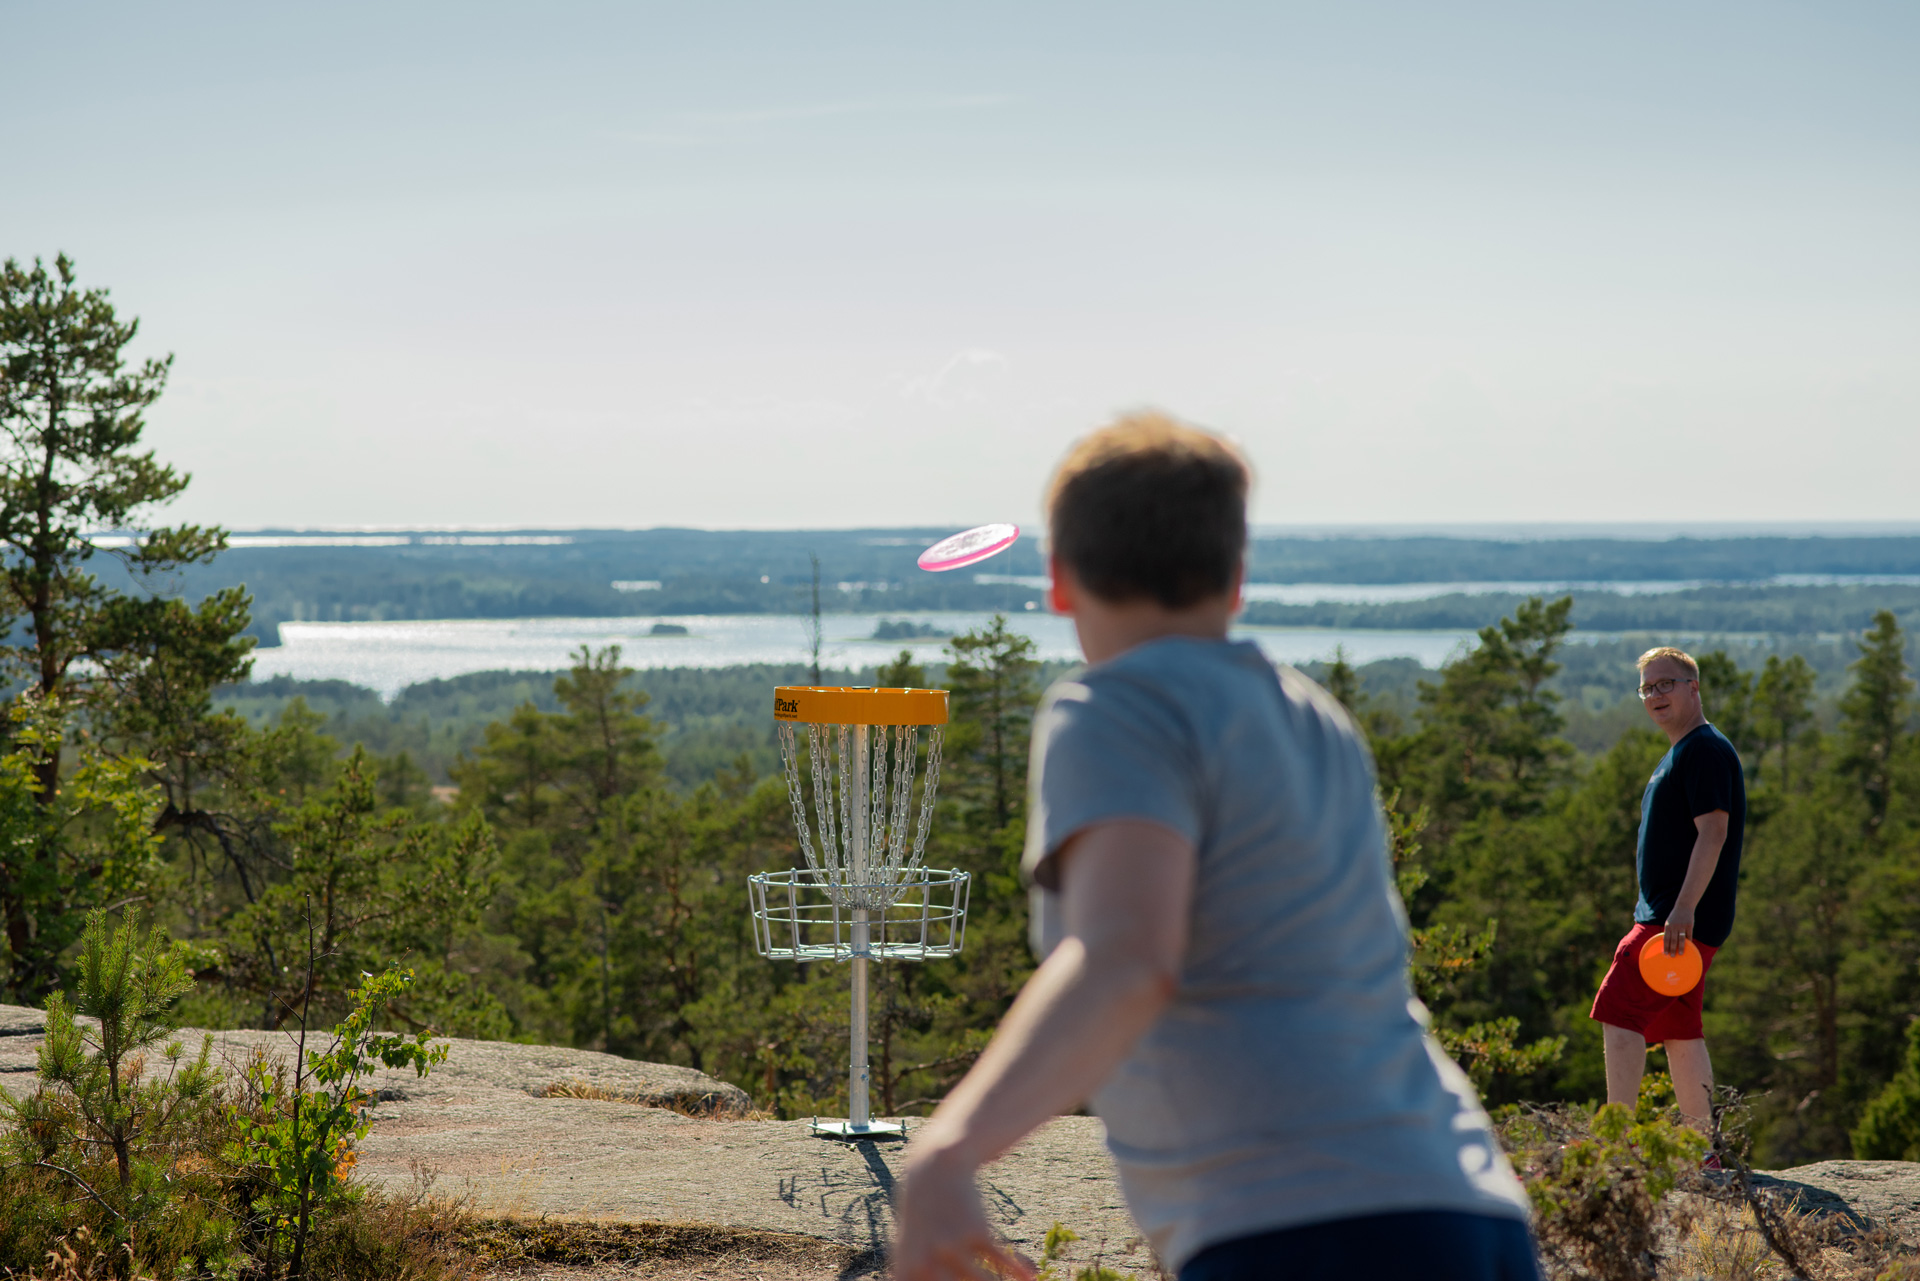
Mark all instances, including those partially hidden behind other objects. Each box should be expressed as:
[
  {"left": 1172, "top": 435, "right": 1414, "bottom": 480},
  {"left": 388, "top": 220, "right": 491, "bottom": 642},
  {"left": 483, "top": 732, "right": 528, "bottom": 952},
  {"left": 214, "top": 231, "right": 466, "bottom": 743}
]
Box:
[{"left": 1048, "top": 552, "right": 1074, "bottom": 615}]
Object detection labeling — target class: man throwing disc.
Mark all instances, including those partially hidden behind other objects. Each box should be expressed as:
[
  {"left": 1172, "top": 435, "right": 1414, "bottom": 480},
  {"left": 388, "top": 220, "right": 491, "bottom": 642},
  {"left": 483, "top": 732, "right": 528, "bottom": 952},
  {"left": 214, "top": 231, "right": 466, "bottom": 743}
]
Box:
[
  {"left": 1590, "top": 646, "right": 1746, "bottom": 1134},
  {"left": 893, "top": 414, "right": 1538, "bottom": 1280}
]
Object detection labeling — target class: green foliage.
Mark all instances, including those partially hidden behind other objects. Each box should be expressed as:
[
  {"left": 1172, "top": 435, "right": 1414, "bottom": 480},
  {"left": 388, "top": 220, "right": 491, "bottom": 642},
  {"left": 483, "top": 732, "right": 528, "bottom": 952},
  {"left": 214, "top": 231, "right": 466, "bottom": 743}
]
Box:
[
  {"left": 1853, "top": 1019, "right": 1920, "bottom": 1160},
  {"left": 945, "top": 614, "right": 1041, "bottom": 837},
  {"left": 0, "top": 697, "right": 167, "bottom": 1003},
  {"left": 0, "top": 911, "right": 229, "bottom": 1277},
  {"left": 1695, "top": 648, "right": 1756, "bottom": 757},
  {"left": 215, "top": 748, "right": 504, "bottom": 1036},
  {"left": 236, "top": 967, "right": 448, "bottom": 1274},
  {"left": 1393, "top": 595, "right": 1576, "bottom": 838},
  {"left": 0, "top": 253, "right": 254, "bottom": 1008},
  {"left": 1753, "top": 652, "right": 1817, "bottom": 792},
  {"left": 1389, "top": 796, "right": 1565, "bottom": 1091},
  {"left": 1838, "top": 610, "right": 1914, "bottom": 833},
  {"left": 1514, "top": 1102, "right": 1708, "bottom": 1281},
  {"left": 0, "top": 254, "right": 227, "bottom": 703},
  {"left": 1035, "top": 1221, "right": 1140, "bottom": 1281},
  {"left": 0, "top": 916, "right": 467, "bottom": 1281}
]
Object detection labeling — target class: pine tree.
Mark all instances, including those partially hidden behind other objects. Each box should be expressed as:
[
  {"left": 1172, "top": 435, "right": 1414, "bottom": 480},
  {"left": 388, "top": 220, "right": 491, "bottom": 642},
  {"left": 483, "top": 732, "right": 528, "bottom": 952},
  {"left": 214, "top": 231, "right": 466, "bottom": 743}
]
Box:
[
  {"left": 945, "top": 614, "right": 1041, "bottom": 838},
  {"left": 1696, "top": 649, "right": 1756, "bottom": 759},
  {"left": 1404, "top": 595, "right": 1576, "bottom": 838},
  {"left": 0, "top": 255, "right": 245, "bottom": 1001},
  {"left": 1753, "top": 654, "right": 1817, "bottom": 793},
  {"left": 1837, "top": 611, "right": 1913, "bottom": 834},
  {"left": 0, "top": 255, "right": 232, "bottom": 769}
]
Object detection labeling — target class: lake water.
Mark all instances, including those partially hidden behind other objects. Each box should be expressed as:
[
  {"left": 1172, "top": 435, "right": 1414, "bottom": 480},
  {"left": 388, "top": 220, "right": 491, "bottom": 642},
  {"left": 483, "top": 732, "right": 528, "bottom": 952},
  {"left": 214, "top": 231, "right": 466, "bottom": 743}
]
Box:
[
  {"left": 974, "top": 574, "right": 1920, "bottom": 603},
  {"left": 253, "top": 613, "right": 1479, "bottom": 699}
]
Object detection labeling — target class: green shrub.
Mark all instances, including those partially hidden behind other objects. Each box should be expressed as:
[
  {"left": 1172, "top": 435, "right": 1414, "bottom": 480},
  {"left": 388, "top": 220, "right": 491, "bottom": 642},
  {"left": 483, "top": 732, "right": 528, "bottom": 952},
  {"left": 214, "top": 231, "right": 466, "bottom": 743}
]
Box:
[
  {"left": 0, "top": 910, "right": 230, "bottom": 1278},
  {"left": 1854, "top": 1018, "right": 1920, "bottom": 1160},
  {"left": 232, "top": 966, "right": 448, "bottom": 1277},
  {"left": 0, "top": 913, "right": 456, "bottom": 1280},
  {"left": 1506, "top": 1098, "right": 1706, "bottom": 1281}
]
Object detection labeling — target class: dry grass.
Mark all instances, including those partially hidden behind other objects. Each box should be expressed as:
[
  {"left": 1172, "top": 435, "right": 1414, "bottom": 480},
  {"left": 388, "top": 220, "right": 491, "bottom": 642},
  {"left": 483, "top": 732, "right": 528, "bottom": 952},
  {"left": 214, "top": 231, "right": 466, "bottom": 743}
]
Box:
[
  {"left": 534, "top": 1080, "right": 773, "bottom": 1121},
  {"left": 465, "top": 1218, "right": 872, "bottom": 1278}
]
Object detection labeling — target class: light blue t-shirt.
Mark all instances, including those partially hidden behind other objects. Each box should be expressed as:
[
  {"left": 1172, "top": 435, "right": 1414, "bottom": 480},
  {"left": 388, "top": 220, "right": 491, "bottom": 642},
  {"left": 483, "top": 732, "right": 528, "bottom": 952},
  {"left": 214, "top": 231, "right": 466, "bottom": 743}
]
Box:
[{"left": 1022, "top": 637, "right": 1529, "bottom": 1270}]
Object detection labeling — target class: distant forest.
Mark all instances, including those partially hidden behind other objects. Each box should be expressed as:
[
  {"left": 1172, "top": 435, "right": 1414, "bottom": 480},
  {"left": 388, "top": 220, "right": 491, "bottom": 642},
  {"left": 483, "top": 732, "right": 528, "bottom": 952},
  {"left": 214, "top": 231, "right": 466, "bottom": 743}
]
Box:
[
  {"left": 214, "top": 629, "right": 1885, "bottom": 790},
  {"left": 126, "top": 529, "right": 1920, "bottom": 645}
]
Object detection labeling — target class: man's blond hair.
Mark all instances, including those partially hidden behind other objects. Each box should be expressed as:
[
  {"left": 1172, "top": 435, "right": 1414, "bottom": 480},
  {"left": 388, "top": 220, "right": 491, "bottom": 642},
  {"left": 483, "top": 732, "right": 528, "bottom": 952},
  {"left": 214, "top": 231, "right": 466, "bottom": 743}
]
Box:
[{"left": 1637, "top": 646, "right": 1699, "bottom": 679}]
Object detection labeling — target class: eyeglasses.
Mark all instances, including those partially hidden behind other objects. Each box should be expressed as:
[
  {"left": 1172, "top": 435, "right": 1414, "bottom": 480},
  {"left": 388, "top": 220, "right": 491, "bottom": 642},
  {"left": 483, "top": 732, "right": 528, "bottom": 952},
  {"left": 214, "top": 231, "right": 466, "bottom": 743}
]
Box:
[{"left": 1636, "top": 677, "right": 1694, "bottom": 701}]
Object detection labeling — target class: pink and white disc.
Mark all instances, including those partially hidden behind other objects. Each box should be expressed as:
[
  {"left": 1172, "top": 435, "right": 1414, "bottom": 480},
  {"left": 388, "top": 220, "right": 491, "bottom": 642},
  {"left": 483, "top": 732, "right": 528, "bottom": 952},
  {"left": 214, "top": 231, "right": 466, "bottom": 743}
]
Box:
[{"left": 917, "top": 523, "right": 1020, "bottom": 572}]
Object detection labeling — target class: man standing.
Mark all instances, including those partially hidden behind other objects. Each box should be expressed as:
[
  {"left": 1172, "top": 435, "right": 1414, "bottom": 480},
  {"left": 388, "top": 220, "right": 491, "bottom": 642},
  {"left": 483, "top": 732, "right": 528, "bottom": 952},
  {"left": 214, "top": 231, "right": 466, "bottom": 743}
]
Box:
[
  {"left": 892, "top": 414, "right": 1537, "bottom": 1281},
  {"left": 1590, "top": 646, "right": 1746, "bottom": 1135}
]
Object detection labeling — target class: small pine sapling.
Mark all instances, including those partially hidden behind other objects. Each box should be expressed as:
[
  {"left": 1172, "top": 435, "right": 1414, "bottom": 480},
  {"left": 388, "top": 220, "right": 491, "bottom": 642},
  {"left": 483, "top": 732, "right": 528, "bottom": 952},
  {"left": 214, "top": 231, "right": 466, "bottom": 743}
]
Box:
[{"left": 0, "top": 909, "right": 225, "bottom": 1275}]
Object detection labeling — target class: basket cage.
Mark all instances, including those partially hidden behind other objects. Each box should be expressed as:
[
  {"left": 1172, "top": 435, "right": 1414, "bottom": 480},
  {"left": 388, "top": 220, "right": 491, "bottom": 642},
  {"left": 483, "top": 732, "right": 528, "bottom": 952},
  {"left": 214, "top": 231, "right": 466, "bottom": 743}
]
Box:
[{"left": 749, "top": 865, "right": 970, "bottom": 962}]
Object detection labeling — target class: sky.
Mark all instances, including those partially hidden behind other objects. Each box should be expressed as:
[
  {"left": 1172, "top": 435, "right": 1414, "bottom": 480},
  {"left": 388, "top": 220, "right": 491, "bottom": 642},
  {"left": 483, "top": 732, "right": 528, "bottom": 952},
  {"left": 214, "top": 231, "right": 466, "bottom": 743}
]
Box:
[{"left": 5, "top": 2, "right": 1917, "bottom": 531}]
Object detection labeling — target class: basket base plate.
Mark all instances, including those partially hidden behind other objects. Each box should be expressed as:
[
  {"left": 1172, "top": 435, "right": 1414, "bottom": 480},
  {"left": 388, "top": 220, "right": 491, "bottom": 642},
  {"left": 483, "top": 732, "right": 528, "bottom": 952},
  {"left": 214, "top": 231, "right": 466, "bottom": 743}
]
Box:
[{"left": 812, "top": 1118, "right": 906, "bottom": 1141}]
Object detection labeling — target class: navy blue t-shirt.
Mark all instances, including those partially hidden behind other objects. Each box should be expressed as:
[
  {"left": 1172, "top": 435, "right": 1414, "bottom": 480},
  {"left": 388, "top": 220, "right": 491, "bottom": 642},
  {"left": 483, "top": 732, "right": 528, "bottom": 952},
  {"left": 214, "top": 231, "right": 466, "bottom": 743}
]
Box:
[{"left": 1634, "top": 723, "right": 1745, "bottom": 947}]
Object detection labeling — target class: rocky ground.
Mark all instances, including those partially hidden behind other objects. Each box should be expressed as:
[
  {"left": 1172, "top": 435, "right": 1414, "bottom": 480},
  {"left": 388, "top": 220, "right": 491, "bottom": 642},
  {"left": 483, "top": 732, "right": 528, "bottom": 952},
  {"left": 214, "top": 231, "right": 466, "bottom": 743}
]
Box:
[
  {"left": 8, "top": 1001, "right": 1920, "bottom": 1279},
  {"left": 0, "top": 1003, "right": 1141, "bottom": 1279}
]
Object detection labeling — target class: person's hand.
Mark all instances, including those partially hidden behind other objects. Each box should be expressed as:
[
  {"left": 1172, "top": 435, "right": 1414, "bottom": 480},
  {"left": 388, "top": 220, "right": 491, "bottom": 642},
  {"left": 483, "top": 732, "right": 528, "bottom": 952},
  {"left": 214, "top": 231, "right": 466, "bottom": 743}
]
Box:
[
  {"left": 893, "top": 1147, "right": 1034, "bottom": 1281},
  {"left": 1663, "top": 906, "right": 1694, "bottom": 957}
]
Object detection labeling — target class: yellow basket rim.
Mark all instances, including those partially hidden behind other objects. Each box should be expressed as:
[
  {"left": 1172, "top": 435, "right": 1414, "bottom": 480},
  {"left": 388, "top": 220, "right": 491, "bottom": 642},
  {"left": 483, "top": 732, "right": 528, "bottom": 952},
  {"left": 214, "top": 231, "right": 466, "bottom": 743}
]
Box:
[{"left": 773, "top": 685, "right": 949, "bottom": 726}]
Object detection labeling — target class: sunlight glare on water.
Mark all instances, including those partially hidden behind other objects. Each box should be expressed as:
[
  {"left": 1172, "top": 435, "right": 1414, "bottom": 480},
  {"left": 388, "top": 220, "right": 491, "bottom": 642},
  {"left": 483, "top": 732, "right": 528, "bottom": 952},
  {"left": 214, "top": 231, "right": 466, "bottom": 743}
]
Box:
[{"left": 250, "top": 614, "right": 1477, "bottom": 700}]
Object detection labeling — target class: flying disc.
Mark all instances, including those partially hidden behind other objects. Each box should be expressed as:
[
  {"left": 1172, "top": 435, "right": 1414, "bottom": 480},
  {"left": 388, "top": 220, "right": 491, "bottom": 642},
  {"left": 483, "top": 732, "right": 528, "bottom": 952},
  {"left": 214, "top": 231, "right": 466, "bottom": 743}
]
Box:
[
  {"left": 1638, "top": 934, "right": 1704, "bottom": 997},
  {"left": 917, "top": 523, "right": 1019, "bottom": 573}
]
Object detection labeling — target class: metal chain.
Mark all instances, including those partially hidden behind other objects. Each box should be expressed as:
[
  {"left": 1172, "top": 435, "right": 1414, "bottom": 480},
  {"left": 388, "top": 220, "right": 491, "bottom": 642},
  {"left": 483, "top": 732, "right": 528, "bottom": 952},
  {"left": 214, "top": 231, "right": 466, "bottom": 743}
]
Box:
[
  {"left": 783, "top": 716, "right": 949, "bottom": 911},
  {"left": 909, "top": 725, "right": 944, "bottom": 871},
  {"left": 808, "top": 724, "right": 841, "bottom": 875},
  {"left": 779, "top": 723, "right": 820, "bottom": 874},
  {"left": 869, "top": 724, "right": 891, "bottom": 871},
  {"left": 835, "top": 724, "right": 852, "bottom": 875},
  {"left": 888, "top": 725, "right": 915, "bottom": 871}
]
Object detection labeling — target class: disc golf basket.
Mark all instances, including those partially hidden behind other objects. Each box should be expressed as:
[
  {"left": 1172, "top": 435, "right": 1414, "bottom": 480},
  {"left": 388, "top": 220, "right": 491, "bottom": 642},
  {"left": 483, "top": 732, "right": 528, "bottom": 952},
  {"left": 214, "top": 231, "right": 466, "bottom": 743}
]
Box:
[{"left": 751, "top": 686, "right": 970, "bottom": 1139}]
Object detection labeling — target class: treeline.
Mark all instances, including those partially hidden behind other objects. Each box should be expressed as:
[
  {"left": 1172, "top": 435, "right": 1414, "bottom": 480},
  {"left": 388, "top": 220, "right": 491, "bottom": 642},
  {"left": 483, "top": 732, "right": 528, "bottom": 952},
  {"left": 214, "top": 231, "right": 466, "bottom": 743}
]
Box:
[
  {"left": 140, "top": 527, "right": 1920, "bottom": 646},
  {"left": 1245, "top": 534, "right": 1920, "bottom": 584},
  {"left": 158, "top": 535, "right": 1048, "bottom": 643},
  {"left": 208, "top": 630, "right": 1877, "bottom": 797},
  {"left": 1242, "top": 582, "right": 1920, "bottom": 636},
  {"left": 213, "top": 659, "right": 1082, "bottom": 790}
]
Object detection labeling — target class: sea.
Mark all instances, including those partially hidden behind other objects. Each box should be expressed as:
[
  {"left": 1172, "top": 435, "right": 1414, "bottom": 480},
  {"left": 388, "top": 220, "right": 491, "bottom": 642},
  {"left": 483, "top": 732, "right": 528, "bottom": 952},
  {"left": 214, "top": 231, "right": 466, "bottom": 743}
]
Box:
[
  {"left": 251, "top": 612, "right": 1476, "bottom": 700},
  {"left": 249, "top": 574, "right": 1920, "bottom": 700}
]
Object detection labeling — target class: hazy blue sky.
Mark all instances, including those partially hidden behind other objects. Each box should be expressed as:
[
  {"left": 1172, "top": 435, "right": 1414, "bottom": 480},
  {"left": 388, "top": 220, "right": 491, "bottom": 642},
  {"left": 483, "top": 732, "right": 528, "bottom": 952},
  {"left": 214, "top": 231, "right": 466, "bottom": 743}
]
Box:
[{"left": 6, "top": 2, "right": 1916, "bottom": 530}]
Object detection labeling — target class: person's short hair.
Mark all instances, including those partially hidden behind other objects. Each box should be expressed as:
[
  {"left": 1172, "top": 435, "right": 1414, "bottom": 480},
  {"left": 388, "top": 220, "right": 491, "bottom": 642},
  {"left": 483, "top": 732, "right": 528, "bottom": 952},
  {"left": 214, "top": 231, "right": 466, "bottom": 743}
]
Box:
[
  {"left": 1636, "top": 646, "right": 1699, "bottom": 679},
  {"left": 1045, "top": 410, "right": 1250, "bottom": 609}
]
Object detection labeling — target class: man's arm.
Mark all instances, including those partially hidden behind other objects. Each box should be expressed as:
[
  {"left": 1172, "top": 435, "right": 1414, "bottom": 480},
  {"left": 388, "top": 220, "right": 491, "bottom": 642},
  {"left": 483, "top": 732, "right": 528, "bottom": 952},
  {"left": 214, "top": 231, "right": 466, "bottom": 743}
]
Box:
[
  {"left": 1662, "top": 809, "right": 1729, "bottom": 956},
  {"left": 892, "top": 818, "right": 1196, "bottom": 1281}
]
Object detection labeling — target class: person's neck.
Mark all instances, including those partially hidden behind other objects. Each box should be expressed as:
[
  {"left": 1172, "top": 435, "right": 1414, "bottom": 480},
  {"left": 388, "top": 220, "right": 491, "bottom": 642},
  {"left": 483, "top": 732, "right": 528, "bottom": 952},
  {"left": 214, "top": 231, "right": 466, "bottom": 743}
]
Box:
[
  {"left": 1663, "top": 711, "right": 1709, "bottom": 746},
  {"left": 1069, "top": 597, "right": 1235, "bottom": 666}
]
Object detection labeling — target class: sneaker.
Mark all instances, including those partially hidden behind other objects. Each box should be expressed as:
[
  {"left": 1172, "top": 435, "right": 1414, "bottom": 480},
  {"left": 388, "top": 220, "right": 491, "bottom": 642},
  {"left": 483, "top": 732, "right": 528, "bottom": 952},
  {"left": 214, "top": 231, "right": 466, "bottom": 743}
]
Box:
[{"left": 1701, "top": 1153, "right": 1725, "bottom": 1172}]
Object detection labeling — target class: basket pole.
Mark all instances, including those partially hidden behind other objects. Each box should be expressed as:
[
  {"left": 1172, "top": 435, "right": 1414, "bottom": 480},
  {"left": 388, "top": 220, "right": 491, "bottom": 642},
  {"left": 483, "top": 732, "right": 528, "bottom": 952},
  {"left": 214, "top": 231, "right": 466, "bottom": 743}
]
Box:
[{"left": 849, "top": 724, "right": 873, "bottom": 1130}]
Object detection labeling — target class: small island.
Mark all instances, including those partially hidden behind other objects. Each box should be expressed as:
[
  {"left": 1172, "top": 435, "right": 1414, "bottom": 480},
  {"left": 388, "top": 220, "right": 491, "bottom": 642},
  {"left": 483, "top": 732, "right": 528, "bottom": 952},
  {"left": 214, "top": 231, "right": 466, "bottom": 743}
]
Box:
[
  {"left": 872, "top": 618, "right": 951, "bottom": 641},
  {"left": 649, "top": 622, "right": 690, "bottom": 636}
]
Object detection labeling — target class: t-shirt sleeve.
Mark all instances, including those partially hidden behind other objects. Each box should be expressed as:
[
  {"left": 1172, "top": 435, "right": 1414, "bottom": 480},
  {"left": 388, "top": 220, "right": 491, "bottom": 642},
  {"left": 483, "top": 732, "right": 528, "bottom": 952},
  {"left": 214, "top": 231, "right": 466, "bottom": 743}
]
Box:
[
  {"left": 1020, "top": 674, "right": 1202, "bottom": 892},
  {"left": 1682, "top": 739, "right": 1737, "bottom": 820}
]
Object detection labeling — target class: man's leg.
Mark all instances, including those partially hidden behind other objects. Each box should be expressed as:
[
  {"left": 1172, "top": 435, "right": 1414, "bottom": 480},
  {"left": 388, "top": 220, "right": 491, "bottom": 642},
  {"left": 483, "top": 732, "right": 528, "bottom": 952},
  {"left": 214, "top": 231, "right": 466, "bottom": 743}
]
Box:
[
  {"left": 1666, "top": 1038, "right": 1713, "bottom": 1132},
  {"left": 1603, "top": 1022, "right": 1647, "bottom": 1109}
]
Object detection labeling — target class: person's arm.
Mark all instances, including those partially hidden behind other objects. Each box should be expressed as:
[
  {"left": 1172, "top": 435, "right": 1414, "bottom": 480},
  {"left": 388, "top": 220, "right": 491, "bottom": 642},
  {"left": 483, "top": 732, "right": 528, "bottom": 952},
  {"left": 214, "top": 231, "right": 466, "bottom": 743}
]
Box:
[
  {"left": 892, "top": 818, "right": 1196, "bottom": 1281},
  {"left": 1662, "top": 809, "right": 1728, "bottom": 956}
]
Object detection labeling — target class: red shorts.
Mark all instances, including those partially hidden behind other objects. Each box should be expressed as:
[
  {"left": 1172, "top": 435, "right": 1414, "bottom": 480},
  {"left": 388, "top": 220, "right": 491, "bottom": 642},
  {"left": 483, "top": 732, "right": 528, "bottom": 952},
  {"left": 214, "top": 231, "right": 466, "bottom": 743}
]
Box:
[{"left": 1589, "top": 921, "right": 1719, "bottom": 1044}]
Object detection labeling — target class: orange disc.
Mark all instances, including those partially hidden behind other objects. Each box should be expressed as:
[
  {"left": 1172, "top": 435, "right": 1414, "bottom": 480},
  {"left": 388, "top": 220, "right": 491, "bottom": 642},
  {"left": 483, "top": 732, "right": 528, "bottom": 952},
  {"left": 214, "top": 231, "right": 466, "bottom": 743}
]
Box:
[{"left": 1638, "top": 934, "right": 1704, "bottom": 997}]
